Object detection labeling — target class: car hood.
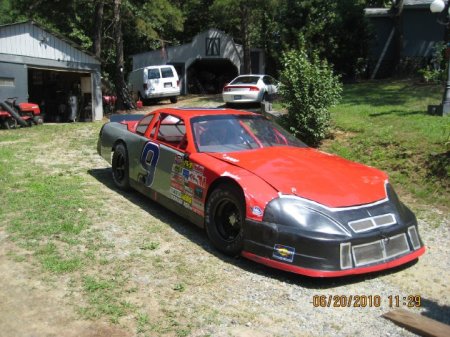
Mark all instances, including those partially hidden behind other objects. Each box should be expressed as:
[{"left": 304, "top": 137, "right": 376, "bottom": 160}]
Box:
[{"left": 208, "top": 147, "right": 388, "bottom": 208}]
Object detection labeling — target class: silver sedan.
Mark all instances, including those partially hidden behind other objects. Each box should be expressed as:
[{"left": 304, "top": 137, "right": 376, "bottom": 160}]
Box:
[{"left": 222, "top": 75, "right": 278, "bottom": 105}]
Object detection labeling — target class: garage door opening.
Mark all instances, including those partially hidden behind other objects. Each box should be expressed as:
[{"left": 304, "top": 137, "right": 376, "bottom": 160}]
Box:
[
  {"left": 187, "top": 59, "right": 238, "bottom": 94},
  {"left": 28, "top": 68, "right": 93, "bottom": 122}
]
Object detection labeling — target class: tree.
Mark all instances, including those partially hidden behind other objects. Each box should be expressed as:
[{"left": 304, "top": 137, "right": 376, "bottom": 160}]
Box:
[
  {"left": 113, "top": 0, "right": 135, "bottom": 110},
  {"left": 93, "top": 1, "right": 104, "bottom": 58},
  {"left": 264, "top": 0, "right": 370, "bottom": 79},
  {"left": 210, "top": 0, "right": 268, "bottom": 73}
]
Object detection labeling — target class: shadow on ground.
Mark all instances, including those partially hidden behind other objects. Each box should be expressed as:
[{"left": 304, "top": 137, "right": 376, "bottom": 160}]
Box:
[{"left": 88, "top": 167, "right": 420, "bottom": 290}]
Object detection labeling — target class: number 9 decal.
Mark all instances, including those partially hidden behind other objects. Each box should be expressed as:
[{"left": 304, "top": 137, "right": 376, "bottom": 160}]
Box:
[{"left": 140, "top": 142, "right": 160, "bottom": 187}]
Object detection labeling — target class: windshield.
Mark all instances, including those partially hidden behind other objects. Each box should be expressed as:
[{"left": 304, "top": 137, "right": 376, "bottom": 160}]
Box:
[
  {"left": 191, "top": 115, "right": 306, "bottom": 153},
  {"left": 230, "top": 76, "right": 260, "bottom": 85}
]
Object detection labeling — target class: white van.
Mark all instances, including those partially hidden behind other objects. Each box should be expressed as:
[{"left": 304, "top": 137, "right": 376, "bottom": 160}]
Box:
[{"left": 128, "top": 65, "right": 180, "bottom": 103}]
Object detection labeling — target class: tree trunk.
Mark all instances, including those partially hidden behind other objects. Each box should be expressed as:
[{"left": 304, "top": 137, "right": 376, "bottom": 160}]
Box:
[
  {"left": 113, "top": 0, "right": 135, "bottom": 110},
  {"left": 93, "top": 1, "right": 104, "bottom": 58},
  {"left": 240, "top": 4, "right": 252, "bottom": 74}
]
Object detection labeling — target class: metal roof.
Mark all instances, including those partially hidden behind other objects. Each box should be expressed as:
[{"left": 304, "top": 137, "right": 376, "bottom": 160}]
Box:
[{"left": 0, "top": 20, "right": 100, "bottom": 62}]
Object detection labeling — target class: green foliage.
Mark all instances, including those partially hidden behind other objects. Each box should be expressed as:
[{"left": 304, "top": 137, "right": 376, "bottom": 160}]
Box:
[
  {"left": 279, "top": 44, "right": 343, "bottom": 146},
  {"left": 418, "top": 42, "right": 447, "bottom": 84},
  {"left": 265, "top": 0, "right": 370, "bottom": 79}
]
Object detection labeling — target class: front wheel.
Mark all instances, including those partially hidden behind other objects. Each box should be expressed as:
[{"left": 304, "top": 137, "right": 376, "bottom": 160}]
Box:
[
  {"left": 112, "top": 143, "right": 131, "bottom": 191},
  {"left": 170, "top": 96, "right": 178, "bottom": 103},
  {"left": 205, "top": 184, "right": 245, "bottom": 256}
]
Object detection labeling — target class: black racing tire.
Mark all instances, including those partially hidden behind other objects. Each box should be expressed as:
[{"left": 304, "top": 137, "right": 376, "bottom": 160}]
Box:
[
  {"left": 170, "top": 96, "right": 178, "bottom": 103},
  {"left": 112, "top": 143, "right": 131, "bottom": 191},
  {"left": 205, "top": 184, "right": 245, "bottom": 256}
]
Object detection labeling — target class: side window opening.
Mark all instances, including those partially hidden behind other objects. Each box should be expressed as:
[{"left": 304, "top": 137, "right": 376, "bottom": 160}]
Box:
[
  {"left": 155, "top": 114, "right": 187, "bottom": 149},
  {"left": 136, "top": 115, "right": 154, "bottom": 135}
]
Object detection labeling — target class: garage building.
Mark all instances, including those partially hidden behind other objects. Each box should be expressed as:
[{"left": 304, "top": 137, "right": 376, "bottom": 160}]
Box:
[
  {"left": 0, "top": 21, "right": 103, "bottom": 122},
  {"left": 131, "top": 29, "right": 265, "bottom": 95}
]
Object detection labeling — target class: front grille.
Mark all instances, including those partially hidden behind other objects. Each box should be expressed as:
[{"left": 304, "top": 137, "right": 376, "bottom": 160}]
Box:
[
  {"left": 352, "top": 233, "right": 410, "bottom": 267},
  {"left": 348, "top": 213, "right": 396, "bottom": 233}
]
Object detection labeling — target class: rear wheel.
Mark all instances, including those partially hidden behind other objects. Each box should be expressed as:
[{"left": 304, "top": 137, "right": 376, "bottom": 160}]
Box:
[
  {"left": 170, "top": 96, "right": 178, "bottom": 103},
  {"left": 205, "top": 184, "right": 245, "bottom": 256},
  {"left": 112, "top": 143, "right": 131, "bottom": 191}
]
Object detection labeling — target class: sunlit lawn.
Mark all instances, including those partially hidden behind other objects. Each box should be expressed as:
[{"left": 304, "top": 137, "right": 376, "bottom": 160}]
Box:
[{"left": 321, "top": 80, "right": 449, "bottom": 213}]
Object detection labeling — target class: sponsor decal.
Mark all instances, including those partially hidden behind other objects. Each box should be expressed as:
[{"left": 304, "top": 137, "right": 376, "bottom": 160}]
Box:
[
  {"left": 182, "top": 160, "right": 193, "bottom": 170},
  {"left": 181, "top": 193, "right": 192, "bottom": 205},
  {"left": 251, "top": 206, "right": 263, "bottom": 217},
  {"left": 193, "top": 164, "right": 204, "bottom": 173},
  {"left": 194, "top": 187, "right": 203, "bottom": 199},
  {"left": 170, "top": 194, "right": 183, "bottom": 204},
  {"left": 182, "top": 168, "right": 190, "bottom": 179},
  {"left": 273, "top": 244, "right": 295, "bottom": 263},
  {"left": 188, "top": 171, "right": 206, "bottom": 187},
  {"left": 170, "top": 187, "right": 182, "bottom": 198},
  {"left": 172, "top": 164, "right": 181, "bottom": 174},
  {"left": 184, "top": 186, "right": 193, "bottom": 195}
]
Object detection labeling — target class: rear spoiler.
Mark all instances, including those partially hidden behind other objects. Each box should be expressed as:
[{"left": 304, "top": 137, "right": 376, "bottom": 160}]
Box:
[{"left": 109, "top": 114, "right": 145, "bottom": 123}]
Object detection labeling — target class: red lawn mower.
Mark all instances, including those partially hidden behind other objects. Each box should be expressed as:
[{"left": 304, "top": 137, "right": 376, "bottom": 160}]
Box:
[{"left": 0, "top": 97, "right": 43, "bottom": 129}]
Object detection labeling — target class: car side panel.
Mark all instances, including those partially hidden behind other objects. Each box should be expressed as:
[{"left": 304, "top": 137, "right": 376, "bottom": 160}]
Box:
[{"left": 98, "top": 122, "right": 130, "bottom": 164}]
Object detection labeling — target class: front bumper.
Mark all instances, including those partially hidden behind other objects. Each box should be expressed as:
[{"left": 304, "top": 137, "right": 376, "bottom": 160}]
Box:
[
  {"left": 241, "top": 218, "right": 425, "bottom": 277},
  {"left": 222, "top": 91, "right": 262, "bottom": 103},
  {"left": 144, "top": 89, "right": 180, "bottom": 99}
]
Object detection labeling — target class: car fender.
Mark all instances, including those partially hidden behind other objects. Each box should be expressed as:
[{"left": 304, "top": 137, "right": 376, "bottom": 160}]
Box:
[{"left": 190, "top": 153, "right": 279, "bottom": 222}]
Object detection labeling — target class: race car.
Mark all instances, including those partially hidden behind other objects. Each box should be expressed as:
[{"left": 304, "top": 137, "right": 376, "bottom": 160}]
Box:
[{"left": 97, "top": 108, "right": 425, "bottom": 277}]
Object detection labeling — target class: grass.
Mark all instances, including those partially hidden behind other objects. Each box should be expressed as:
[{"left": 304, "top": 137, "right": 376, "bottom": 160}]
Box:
[{"left": 321, "top": 80, "right": 449, "bottom": 213}]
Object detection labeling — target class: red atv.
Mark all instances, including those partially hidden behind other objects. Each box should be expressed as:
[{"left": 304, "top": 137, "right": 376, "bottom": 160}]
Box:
[{"left": 0, "top": 97, "right": 43, "bottom": 129}]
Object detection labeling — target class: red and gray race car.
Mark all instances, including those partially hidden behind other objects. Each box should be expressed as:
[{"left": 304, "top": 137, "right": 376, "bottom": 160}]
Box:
[{"left": 97, "top": 108, "right": 425, "bottom": 277}]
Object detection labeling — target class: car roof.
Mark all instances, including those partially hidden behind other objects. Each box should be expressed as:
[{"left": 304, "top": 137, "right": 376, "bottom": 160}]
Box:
[{"left": 148, "top": 107, "right": 257, "bottom": 119}]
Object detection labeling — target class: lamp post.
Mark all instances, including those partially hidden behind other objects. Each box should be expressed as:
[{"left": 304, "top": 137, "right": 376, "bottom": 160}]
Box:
[{"left": 430, "top": 0, "right": 450, "bottom": 116}]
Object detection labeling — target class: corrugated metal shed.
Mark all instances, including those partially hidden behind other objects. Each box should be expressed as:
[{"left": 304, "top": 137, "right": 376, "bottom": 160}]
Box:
[
  {"left": 365, "top": 1, "right": 444, "bottom": 78},
  {"left": 0, "top": 21, "right": 103, "bottom": 121},
  {"left": 132, "top": 29, "right": 265, "bottom": 95}
]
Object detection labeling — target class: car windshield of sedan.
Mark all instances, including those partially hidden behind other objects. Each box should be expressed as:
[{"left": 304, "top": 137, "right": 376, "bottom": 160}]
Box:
[
  {"left": 191, "top": 115, "right": 306, "bottom": 153},
  {"left": 230, "top": 76, "right": 260, "bottom": 85}
]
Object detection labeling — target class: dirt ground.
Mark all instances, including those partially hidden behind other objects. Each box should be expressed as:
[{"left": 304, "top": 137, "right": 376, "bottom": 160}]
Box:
[{"left": 1, "top": 97, "right": 449, "bottom": 337}]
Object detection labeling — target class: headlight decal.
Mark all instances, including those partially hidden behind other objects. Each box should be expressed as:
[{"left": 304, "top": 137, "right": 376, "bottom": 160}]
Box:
[
  {"left": 340, "top": 243, "right": 352, "bottom": 269},
  {"left": 408, "top": 226, "right": 421, "bottom": 250},
  {"left": 348, "top": 213, "right": 396, "bottom": 233}
]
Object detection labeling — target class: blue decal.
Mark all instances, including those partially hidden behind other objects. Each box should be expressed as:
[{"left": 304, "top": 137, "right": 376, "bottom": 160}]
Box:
[
  {"left": 182, "top": 168, "right": 190, "bottom": 179},
  {"left": 140, "top": 142, "right": 160, "bottom": 187},
  {"left": 273, "top": 244, "right": 295, "bottom": 263}
]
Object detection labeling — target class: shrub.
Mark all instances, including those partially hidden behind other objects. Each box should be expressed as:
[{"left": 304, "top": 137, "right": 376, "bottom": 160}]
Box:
[
  {"left": 418, "top": 42, "right": 446, "bottom": 84},
  {"left": 279, "top": 47, "right": 343, "bottom": 146}
]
